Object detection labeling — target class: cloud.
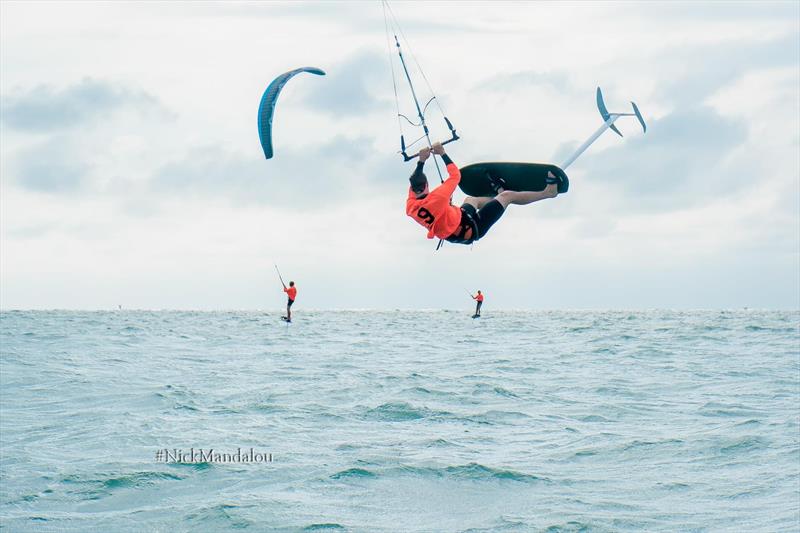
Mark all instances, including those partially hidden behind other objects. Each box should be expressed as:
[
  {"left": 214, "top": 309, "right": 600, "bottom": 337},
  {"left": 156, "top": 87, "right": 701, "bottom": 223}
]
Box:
[
  {"left": 4, "top": 223, "right": 54, "bottom": 240},
  {"left": 300, "top": 50, "right": 390, "bottom": 118},
  {"left": 1, "top": 77, "right": 162, "bottom": 132},
  {"left": 161, "top": 1, "right": 499, "bottom": 41},
  {"left": 147, "top": 134, "right": 386, "bottom": 210},
  {"left": 653, "top": 34, "right": 799, "bottom": 106},
  {"left": 9, "top": 136, "right": 91, "bottom": 193},
  {"left": 2, "top": 1, "right": 797, "bottom": 309},
  {"left": 624, "top": 1, "right": 799, "bottom": 22},
  {"left": 569, "top": 104, "right": 749, "bottom": 212},
  {"left": 2, "top": 77, "right": 178, "bottom": 197},
  {"left": 475, "top": 70, "right": 575, "bottom": 95}
]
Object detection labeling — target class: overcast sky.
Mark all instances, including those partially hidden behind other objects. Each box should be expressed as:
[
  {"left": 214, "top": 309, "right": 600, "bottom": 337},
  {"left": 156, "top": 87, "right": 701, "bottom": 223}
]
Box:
[{"left": 1, "top": 1, "right": 798, "bottom": 310}]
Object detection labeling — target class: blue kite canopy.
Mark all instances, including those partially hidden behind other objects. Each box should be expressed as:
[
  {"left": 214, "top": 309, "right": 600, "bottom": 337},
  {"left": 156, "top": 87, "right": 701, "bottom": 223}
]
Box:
[{"left": 257, "top": 66, "right": 325, "bottom": 160}]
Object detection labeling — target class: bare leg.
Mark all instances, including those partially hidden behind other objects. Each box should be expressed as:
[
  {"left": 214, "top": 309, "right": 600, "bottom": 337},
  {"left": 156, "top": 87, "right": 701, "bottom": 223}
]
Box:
[{"left": 494, "top": 183, "right": 558, "bottom": 208}]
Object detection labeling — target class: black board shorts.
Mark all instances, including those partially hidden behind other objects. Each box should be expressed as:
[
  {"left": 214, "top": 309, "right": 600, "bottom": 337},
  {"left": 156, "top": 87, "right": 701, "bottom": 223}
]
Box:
[
  {"left": 446, "top": 200, "right": 505, "bottom": 244},
  {"left": 287, "top": 299, "right": 295, "bottom": 307}
]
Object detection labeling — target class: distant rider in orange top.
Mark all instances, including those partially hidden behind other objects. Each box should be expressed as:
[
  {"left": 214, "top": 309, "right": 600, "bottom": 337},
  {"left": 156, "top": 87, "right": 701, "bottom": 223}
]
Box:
[
  {"left": 471, "top": 290, "right": 484, "bottom": 318},
  {"left": 282, "top": 281, "right": 297, "bottom": 323},
  {"left": 406, "top": 142, "right": 560, "bottom": 244}
]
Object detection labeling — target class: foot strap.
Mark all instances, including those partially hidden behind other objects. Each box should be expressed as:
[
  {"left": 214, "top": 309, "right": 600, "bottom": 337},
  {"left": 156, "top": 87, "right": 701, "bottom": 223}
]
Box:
[{"left": 485, "top": 171, "right": 507, "bottom": 195}]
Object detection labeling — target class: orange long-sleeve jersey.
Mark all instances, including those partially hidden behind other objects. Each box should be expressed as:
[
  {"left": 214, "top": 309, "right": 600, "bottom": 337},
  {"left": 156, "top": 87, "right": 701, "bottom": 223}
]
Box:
[
  {"left": 406, "top": 160, "right": 462, "bottom": 240},
  {"left": 473, "top": 293, "right": 484, "bottom": 302},
  {"left": 284, "top": 286, "right": 297, "bottom": 300}
]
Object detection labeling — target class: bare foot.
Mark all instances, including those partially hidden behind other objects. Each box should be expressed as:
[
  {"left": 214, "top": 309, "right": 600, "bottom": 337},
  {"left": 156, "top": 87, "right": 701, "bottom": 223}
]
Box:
[{"left": 544, "top": 183, "right": 558, "bottom": 198}]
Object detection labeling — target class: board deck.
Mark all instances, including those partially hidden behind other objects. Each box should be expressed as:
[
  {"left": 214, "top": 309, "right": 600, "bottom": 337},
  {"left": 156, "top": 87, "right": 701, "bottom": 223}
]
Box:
[{"left": 458, "top": 162, "right": 569, "bottom": 197}]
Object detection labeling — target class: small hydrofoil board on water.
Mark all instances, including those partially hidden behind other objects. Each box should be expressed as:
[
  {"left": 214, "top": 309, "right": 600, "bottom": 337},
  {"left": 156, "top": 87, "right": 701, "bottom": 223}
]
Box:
[
  {"left": 281, "top": 316, "right": 291, "bottom": 323},
  {"left": 472, "top": 314, "right": 481, "bottom": 319}
]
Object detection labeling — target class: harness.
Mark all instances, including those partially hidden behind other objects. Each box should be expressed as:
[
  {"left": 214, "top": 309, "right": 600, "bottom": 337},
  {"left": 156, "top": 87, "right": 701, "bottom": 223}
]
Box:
[{"left": 445, "top": 206, "right": 480, "bottom": 245}]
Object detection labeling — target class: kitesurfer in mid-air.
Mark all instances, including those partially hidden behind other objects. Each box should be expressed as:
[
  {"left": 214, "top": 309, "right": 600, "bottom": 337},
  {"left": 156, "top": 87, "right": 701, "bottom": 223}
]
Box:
[
  {"left": 281, "top": 281, "right": 297, "bottom": 322},
  {"left": 406, "top": 143, "right": 560, "bottom": 244},
  {"left": 471, "top": 290, "right": 484, "bottom": 318}
]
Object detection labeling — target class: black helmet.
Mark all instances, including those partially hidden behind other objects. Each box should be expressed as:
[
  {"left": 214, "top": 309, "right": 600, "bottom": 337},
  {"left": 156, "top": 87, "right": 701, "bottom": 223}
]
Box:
[{"left": 409, "top": 170, "right": 428, "bottom": 194}]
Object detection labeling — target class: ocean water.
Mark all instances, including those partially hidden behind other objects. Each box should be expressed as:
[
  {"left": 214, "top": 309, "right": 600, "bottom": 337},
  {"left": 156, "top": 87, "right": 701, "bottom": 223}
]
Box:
[{"left": 0, "top": 309, "right": 798, "bottom": 532}]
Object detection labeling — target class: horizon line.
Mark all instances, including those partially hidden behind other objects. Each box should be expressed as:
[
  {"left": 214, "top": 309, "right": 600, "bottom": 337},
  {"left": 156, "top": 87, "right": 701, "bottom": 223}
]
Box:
[{"left": 1, "top": 307, "right": 796, "bottom": 313}]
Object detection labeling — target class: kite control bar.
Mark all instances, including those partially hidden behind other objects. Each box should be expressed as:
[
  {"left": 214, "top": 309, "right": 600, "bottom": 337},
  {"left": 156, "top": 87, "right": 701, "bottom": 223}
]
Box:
[
  {"left": 400, "top": 117, "right": 460, "bottom": 161},
  {"left": 390, "top": 32, "right": 460, "bottom": 163}
]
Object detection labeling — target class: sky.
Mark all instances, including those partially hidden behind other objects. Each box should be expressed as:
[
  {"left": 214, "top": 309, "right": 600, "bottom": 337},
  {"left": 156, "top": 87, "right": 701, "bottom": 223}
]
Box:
[{"left": 1, "top": 1, "right": 798, "bottom": 310}]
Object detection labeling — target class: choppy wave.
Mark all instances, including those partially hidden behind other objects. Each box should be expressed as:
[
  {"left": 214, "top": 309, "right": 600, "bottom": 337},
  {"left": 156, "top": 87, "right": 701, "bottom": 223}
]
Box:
[{"left": 0, "top": 309, "right": 798, "bottom": 531}]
